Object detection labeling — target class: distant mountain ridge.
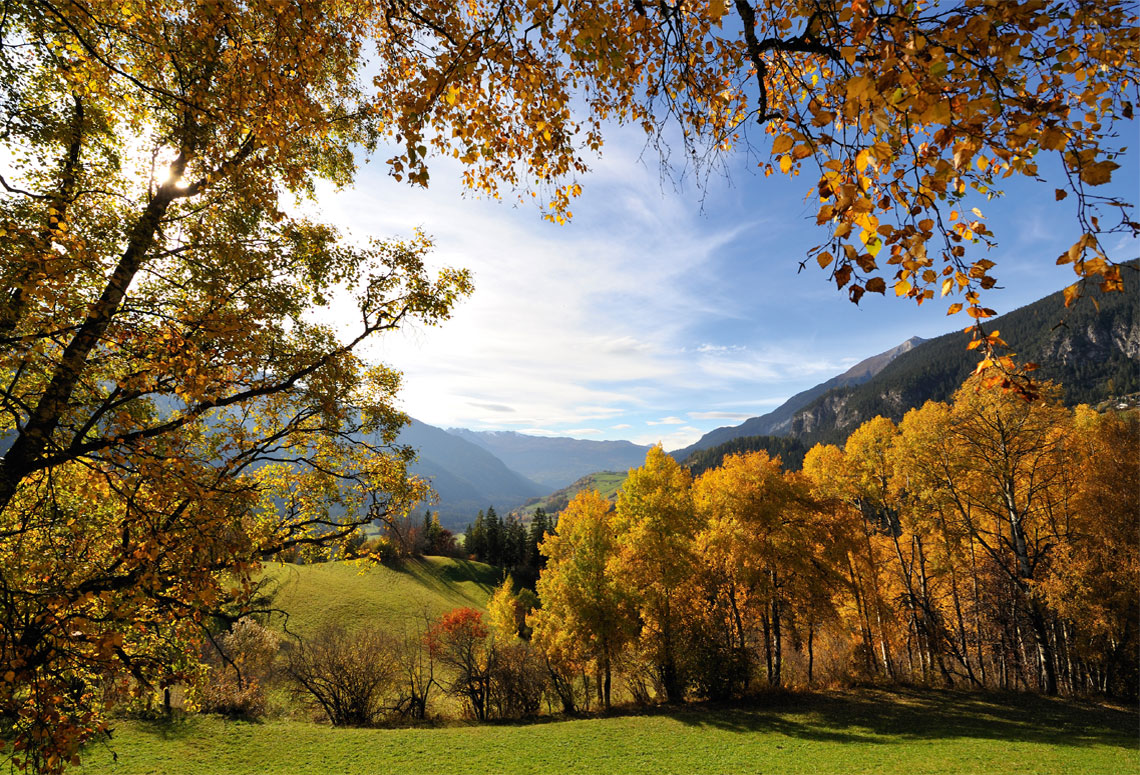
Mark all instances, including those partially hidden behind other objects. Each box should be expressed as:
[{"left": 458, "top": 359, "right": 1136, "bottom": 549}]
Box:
[
  {"left": 672, "top": 336, "right": 924, "bottom": 458},
  {"left": 396, "top": 420, "right": 545, "bottom": 529},
  {"left": 447, "top": 429, "right": 651, "bottom": 490},
  {"left": 780, "top": 268, "right": 1139, "bottom": 446}
]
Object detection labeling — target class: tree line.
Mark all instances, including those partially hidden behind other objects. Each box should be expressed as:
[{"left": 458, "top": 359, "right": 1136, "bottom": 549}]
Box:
[
  {"left": 522, "top": 376, "right": 1138, "bottom": 708},
  {"left": 185, "top": 373, "right": 1137, "bottom": 731},
  {"left": 464, "top": 507, "right": 553, "bottom": 587}
]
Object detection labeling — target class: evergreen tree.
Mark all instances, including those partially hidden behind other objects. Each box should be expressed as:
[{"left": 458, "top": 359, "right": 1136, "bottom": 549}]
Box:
[
  {"left": 506, "top": 516, "right": 528, "bottom": 569},
  {"left": 423, "top": 511, "right": 445, "bottom": 555},
  {"left": 484, "top": 507, "right": 504, "bottom": 567},
  {"left": 527, "top": 508, "right": 551, "bottom": 572},
  {"left": 465, "top": 510, "right": 486, "bottom": 561}
]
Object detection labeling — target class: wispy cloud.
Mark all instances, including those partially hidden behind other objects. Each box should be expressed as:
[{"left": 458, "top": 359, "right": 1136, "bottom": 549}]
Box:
[
  {"left": 285, "top": 116, "right": 1139, "bottom": 445},
  {"left": 469, "top": 402, "right": 515, "bottom": 413},
  {"left": 688, "top": 411, "right": 753, "bottom": 421}
]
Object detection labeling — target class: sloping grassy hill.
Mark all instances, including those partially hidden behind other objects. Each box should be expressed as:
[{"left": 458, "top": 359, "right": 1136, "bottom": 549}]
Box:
[
  {"left": 261, "top": 557, "right": 501, "bottom": 636},
  {"left": 78, "top": 689, "right": 1138, "bottom": 775},
  {"left": 516, "top": 471, "right": 628, "bottom": 518}
]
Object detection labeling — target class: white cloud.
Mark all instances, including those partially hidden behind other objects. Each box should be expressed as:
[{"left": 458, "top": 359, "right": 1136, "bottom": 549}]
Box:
[
  {"left": 688, "top": 411, "right": 753, "bottom": 421},
  {"left": 610, "top": 423, "right": 632, "bottom": 430},
  {"left": 297, "top": 137, "right": 755, "bottom": 435},
  {"left": 695, "top": 343, "right": 745, "bottom": 354},
  {"left": 631, "top": 426, "right": 705, "bottom": 451},
  {"left": 565, "top": 428, "right": 603, "bottom": 435},
  {"left": 647, "top": 416, "right": 686, "bottom": 426}
]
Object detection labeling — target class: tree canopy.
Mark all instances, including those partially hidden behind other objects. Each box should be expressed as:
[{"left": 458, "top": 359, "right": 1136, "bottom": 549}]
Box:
[
  {"left": 374, "top": 0, "right": 1138, "bottom": 316},
  {"left": 2, "top": 0, "right": 1138, "bottom": 770}
]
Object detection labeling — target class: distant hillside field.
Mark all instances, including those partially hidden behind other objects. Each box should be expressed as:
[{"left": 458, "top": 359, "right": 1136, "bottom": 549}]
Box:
[
  {"left": 261, "top": 557, "right": 501, "bottom": 636},
  {"left": 515, "top": 470, "right": 628, "bottom": 518},
  {"left": 78, "top": 689, "right": 1137, "bottom": 775}
]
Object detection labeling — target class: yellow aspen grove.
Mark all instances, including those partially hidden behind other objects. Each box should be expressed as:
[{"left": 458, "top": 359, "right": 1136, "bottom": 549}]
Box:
[
  {"left": 935, "top": 378, "right": 1073, "bottom": 695},
  {"left": 1039, "top": 406, "right": 1140, "bottom": 697},
  {"left": 530, "top": 490, "right": 634, "bottom": 711},
  {"left": 612, "top": 446, "right": 701, "bottom": 703},
  {"left": 692, "top": 452, "right": 844, "bottom": 693}
]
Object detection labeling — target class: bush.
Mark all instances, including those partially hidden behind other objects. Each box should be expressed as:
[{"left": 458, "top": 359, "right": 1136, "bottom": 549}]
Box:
[
  {"left": 197, "top": 617, "right": 280, "bottom": 718},
  {"left": 489, "top": 641, "right": 545, "bottom": 719},
  {"left": 426, "top": 608, "right": 494, "bottom": 721},
  {"left": 285, "top": 625, "right": 398, "bottom": 726}
]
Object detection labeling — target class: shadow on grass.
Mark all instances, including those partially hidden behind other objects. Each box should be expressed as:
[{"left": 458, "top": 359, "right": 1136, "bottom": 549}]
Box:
[
  {"left": 649, "top": 688, "right": 1138, "bottom": 750},
  {"left": 388, "top": 557, "right": 498, "bottom": 605},
  {"left": 111, "top": 712, "right": 202, "bottom": 742}
]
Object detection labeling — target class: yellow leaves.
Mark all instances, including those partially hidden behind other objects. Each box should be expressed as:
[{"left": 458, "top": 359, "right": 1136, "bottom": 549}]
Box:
[
  {"left": 1063, "top": 283, "right": 1081, "bottom": 307},
  {"left": 921, "top": 98, "right": 951, "bottom": 125},
  {"left": 846, "top": 75, "right": 875, "bottom": 100},
  {"left": 1079, "top": 159, "right": 1119, "bottom": 186},
  {"left": 816, "top": 251, "right": 833, "bottom": 269},
  {"left": 779, "top": 155, "right": 793, "bottom": 174},
  {"left": 855, "top": 147, "right": 873, "bottom": 172},
  {"left": 946, "top": 302, "right": 963, "bottom": 315},
  {"left": 1039, "top": 127, "right": 1067, "bottom": 150},
  {"left": 772, "top": 135, "right": 794, "bottom": 154},
  {"left": 894, "top": 278, "right": 912, "bottom": 296}
]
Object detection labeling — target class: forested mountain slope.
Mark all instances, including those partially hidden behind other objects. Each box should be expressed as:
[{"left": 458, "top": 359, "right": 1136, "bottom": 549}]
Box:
[
  {"left": 785, "top": 267, "right": 1139, "bottom": 446},
  {"left": 672, "top": 337, "right": 924, "bottom": 459}
]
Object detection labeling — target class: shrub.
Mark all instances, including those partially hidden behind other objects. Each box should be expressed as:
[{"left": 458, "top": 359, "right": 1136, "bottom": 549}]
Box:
[
  {"left": 285, "top": 625, "right": 398, "bottom": 726},
  {"left": 197, "top": 617, "right": 280, "bottom": 719},
  {"left": 489, "top": 641, "right": 546, "bottom": 718},
  {"left": 426, "top": 608, "right": 494, "bottom": 721}
]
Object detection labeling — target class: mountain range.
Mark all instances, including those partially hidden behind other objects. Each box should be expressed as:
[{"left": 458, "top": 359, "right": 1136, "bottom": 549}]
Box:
[
  {"left": 672, "top": 336, "right": 925, "bottom": 460},
  {"left": 393, "top": 267, "right": 1138, "bottom": 527},
  {"left": 446, "top": 429, "right": 651, "bottom": 490}
]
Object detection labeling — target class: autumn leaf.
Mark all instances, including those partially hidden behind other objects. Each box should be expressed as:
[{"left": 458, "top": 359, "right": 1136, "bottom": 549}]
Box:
[{"left": 1080, "top": 160, "right": 1119, "bottom": 186}]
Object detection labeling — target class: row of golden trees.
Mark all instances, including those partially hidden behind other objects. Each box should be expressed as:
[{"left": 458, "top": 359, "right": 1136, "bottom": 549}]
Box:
[{"left": 527, "top": 377, "right": 1139, "bottom": 707}]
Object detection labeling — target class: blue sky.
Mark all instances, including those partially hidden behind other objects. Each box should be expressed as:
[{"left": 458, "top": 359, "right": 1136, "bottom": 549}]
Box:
[{"left": 307, "top": 121, "right": 1138, "bottom": 451}]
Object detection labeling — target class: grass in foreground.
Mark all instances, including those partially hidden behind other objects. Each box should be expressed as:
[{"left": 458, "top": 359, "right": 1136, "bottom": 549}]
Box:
[
  {"left": 260, "top": 557, "right": 500, "bottom": 636},
  {"left": 77, "top": 688, "right": 1138, "bottom": 775}
]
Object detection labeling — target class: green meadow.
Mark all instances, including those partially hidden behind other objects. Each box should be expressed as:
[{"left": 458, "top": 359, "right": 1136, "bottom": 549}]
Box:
[
  {"left": 77, "top": 688, "right": 1137, "bottom": 775},
  {"left": 68, "top": 559, "right": 1137, "bottom": 775},
  {"left": 260, "top": 556, "right": 501, "bottom": 635}
]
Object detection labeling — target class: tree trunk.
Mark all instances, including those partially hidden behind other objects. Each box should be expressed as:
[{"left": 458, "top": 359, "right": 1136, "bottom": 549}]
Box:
[
  {"left": 807, "top": 620, "right": 815, "bottom": 685},
  {"left": 771, "top": 576, "right": 782, "bottom": 689}
]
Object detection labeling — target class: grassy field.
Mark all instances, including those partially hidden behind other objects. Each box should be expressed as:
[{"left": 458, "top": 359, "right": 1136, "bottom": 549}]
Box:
[
  {"left": 77, "top": 688, "right": 1137, "bottom": 775},
  {"left": 260, "top": 557, "right": 501, "bottom": 636},
  {"left": 516, "top": 470, "right": 629, "bottom": 518}
]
